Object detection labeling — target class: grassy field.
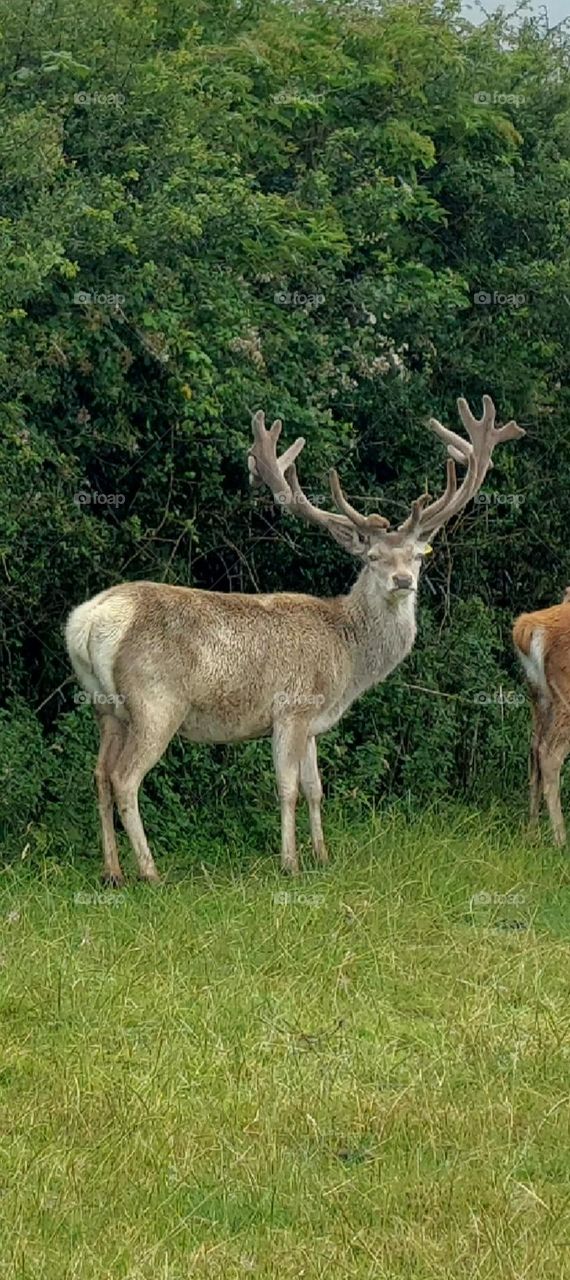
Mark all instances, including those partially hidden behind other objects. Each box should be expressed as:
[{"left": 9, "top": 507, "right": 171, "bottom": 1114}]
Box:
[{"left": 1, "top": 807, "right": 570, "bottom": 1279}]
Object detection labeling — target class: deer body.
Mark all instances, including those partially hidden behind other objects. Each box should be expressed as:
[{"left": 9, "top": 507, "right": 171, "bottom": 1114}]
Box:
[
  {"left": 513, "top": 599, "right": 570, "bottom": 844},
  {"left": 67, "top": 397, "right": 522, "bottom": 883},
  {"left": 67, "top": 573, "right": 418, "bottom": 741}
]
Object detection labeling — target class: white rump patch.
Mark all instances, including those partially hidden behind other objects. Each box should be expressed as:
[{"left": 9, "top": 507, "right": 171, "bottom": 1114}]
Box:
[
  {"left": 516, "top": 627, "right": 549, "bottom": 699},
  {"left": 65, "top": 589, "right": 135, "bottom": 718}
]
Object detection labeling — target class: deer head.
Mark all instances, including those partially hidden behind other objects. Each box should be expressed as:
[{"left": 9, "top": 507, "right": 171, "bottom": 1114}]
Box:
[{"left": 248, "top": 397, "right": 524, "bottom": 600}]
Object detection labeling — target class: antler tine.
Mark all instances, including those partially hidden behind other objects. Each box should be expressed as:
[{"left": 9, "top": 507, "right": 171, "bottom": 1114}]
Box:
[
  {"left": 285, "top": 464, "right": 391, "bottom": 539},
  {"left": 397, "top": 457, "right": 458, "bottom": 537},
  {"left": 285, "top": 463, "right": 341, "bottom": 529},
  {"left": 458, "top": 392, "right": 496, "bottom": 438},
  {"left": 494, "top": 418, "right": 524, "bottom": 443},
  {"left": 456, "top": 394, "right": 496, "bottom": 483},
  {"left": 329, "top": 468, "right": 390, "bottom": 532},
  {"left": 248, "top": 410, "right": 391, "bottom": 553},
  {"left": 407, "top": 395, "right": 524, "bottom": 538},
  {"left": 329, "top": 468, "right": 369, "bottom": 530},
  {"left": 420, "top": 457, "right": 458, "bottom": 522},
  {"left": 248, "top": 410, "right": 306, "bottom": 500},
  {"left": 249, "top": 409, "right": 352, "bottom": 534},
  {"left": 427, "top": 415, "right": 473, "bottom": 462},
  {"left": 399, "top": 492, "right": 431, "bottom": 533}
]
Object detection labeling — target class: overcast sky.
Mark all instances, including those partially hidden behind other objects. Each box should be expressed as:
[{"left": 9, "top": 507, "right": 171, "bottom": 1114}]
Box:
[
  {"left": 463, "top": 0, "right": 569, "bottom": 25},
  {"left": 541, "top": 0, "right": 569, "bottom": 19}
]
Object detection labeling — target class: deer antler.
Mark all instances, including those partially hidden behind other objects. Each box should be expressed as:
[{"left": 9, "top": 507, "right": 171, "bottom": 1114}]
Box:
[
  {"left": 249, "top": 399, "right": 523, "bottom": 554},
  {"left": 247, "top": 413, "right": 306, "bottom": 494},
  {"left": 399, "top": 395, "right": 524, "bottom": 538},
  {"left": 248, "top": 410, "right": 389, "bottom": 553}
]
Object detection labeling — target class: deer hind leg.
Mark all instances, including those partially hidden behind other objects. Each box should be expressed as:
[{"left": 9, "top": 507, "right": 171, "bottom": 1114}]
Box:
[
  {"left": 300, "top": 736, "right": 328, "bottom": 865},
  {"left": 528, "top": 697, "right": 545, "bottom": 828},
  {"left": 540, "top": 745, "right": 567, "bottom": 847},
  {"left": 273, "top": 720, "right": 310, "bottom": 875},
  {"left": 109, "top": 707, "right": 181, "bottom": 883},
  {"left": 535, "top": 694, "right": 569, "bottom": 847},
  {"left": 539, "top": 723, "right": 570, "bottom": 848},
  {"left": 95, "top": 712, "right": 127, "bottom": 886}
]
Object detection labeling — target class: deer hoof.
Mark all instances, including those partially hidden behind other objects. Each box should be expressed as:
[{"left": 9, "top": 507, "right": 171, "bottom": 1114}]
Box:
[{"left": 101, "top": 872, "right": 125, "bottom": 889}]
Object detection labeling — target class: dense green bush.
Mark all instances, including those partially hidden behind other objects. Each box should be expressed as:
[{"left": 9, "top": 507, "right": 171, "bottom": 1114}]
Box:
[
  {"left": 0, "top": 703, "right": 51, "bottom": 844},
  {"left": 0, "top": 0, "right": 569, "bottom": 852}
]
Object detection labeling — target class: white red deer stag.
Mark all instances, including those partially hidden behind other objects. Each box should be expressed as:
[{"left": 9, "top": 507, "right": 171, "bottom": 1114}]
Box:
[
  {"left": 66, "top": 395, "right": 523, "bottom": 883},
  {"left": 513, "top": 586, "right": 570, "bottom": 845}
]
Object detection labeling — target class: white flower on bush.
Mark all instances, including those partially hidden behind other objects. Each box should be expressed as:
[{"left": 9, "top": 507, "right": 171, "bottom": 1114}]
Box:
[
  {"left": 228, "top": 328, "right": 265, "bottom": 368},
  {"left": 357, "top": 334, "right": 410, "bottom": 380}
]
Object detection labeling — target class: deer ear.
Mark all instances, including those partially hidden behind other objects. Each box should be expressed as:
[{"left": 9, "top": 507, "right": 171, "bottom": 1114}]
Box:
[{"left": 327, "top": 521, "right": 369, "bottom": 558}]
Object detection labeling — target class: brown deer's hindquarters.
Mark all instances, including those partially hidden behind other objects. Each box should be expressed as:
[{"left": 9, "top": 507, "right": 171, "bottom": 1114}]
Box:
[
  {"left": 513, "top": 619, "right": 549, "bottom": 700},
  {"left": 513, "top": 607, "right": 570, "bottom": 846}
]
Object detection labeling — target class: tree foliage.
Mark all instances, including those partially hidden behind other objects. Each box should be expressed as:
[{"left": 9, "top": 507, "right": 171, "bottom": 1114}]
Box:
[{"left": 1, "top": 0, "right": 569, "bottom": 844}]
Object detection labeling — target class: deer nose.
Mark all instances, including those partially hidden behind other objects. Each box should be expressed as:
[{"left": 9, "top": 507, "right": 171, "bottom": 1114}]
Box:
[{"left": 393, "top": 573, "right": 413, "bottom": 591}]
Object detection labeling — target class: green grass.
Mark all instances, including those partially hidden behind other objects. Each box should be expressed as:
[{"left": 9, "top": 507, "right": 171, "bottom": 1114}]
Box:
[{"left": 2, "top": 807, "right": 570, "bottom": 1279}]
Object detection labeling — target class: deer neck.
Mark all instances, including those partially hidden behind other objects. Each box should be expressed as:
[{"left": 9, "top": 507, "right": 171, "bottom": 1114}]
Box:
[{"left": 340, "top": 564, "right": 418, "bottom": 690}]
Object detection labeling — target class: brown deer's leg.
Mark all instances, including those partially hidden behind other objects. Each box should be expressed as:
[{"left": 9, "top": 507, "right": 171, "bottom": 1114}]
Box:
[
  {"left": 273, "top": 720, "right": 309, "bottom": 875},
  {"left": 300, "top": 736, "right": 328, "bottom": 864},
  {"left": 109, "top": 708, "right": 181, "bottom": 883},
  {"left": 528, "top": 697, "right": 544, "bottom": 828},
  {"left": 538, "top": 719, "right": 570, "bottom": 847},
  {"left": 95, "top": 713, "right": 127, "bottom": 886}
]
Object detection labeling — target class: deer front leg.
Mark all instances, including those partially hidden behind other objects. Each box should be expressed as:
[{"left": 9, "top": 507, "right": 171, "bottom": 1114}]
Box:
[
  {"left": 272, "top": 721, "right": 306, "bottom": 875},
  {"left": 300, "top": 736, "right": 328, "bottom": 864}
]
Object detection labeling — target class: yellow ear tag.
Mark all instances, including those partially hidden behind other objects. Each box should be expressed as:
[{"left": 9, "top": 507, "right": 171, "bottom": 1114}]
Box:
[{"left": 424, "top": 544, "right": 433, "bottom": 556}]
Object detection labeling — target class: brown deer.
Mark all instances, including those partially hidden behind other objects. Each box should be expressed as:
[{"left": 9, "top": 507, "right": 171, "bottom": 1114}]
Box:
[
  {"left": 513, "top": 587, "right": 570, "bottom": 845},
  {"left": 66, "top": 396, "right": 523, "bottom": 884}
]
